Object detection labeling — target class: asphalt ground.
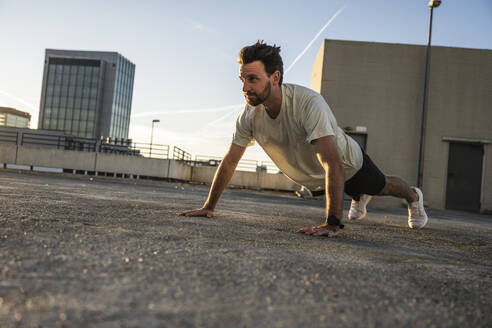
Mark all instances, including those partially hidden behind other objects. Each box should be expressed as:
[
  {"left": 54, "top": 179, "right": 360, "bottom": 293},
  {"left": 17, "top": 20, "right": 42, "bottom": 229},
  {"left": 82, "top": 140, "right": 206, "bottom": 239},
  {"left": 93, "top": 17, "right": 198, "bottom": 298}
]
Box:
[{"left": 0, "top": 170, "right": 491, "bottom": 327}]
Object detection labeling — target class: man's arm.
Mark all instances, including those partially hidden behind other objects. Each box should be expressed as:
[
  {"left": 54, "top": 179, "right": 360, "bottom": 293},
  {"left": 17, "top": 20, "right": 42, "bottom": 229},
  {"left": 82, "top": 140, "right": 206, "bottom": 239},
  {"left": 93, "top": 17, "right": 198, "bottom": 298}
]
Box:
[
  {"left": 298, "top": 135, "right": 345, "bottom": 237},
  {"left": 315, "top": 135, "right": 345, "bottom": 220},
  {"left": 177, "top": 143, "right": 246, "bottom": 217}
]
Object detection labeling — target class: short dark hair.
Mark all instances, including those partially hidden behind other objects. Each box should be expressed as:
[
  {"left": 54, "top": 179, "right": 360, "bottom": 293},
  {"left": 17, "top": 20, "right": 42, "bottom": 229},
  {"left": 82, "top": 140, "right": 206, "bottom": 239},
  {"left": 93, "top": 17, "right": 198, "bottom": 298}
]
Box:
[{"left": 238, "top": 40, "right": 284, "bottom": 85}]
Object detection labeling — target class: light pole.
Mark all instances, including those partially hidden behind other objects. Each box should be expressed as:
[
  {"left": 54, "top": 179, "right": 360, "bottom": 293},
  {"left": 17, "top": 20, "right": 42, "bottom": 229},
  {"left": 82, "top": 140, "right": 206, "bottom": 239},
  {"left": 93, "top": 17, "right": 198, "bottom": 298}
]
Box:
[
  {"left": 417, "top": 0, "right": 441, "bottom": 188},
  {"left": 150, "top": 119, "right": 160, "bottom": 158}
]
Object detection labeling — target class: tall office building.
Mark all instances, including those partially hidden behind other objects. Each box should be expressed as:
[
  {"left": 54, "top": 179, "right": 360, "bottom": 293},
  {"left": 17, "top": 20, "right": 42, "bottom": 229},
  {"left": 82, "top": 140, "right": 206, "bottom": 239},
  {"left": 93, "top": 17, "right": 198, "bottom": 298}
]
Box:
[{"left": 38, "top": 49, "right": 135, "bottom": 140}]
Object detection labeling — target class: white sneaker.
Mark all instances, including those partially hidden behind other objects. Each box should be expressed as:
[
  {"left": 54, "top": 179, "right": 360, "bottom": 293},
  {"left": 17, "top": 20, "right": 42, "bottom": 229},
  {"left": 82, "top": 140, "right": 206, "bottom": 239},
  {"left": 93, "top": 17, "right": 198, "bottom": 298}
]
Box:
[
  {"left": 408, "top": 187, "right": 428, "bottom": 228},
  {"left": 348, "top": 194, "right": 372, "bottom": 220}
]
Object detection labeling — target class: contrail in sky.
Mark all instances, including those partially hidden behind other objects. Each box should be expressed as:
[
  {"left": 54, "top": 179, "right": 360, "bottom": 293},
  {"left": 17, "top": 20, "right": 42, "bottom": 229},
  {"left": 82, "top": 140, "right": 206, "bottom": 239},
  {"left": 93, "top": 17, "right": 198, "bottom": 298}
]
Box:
[
  {"left": 0, "top": 90, "right": 37, "bottom": 113},
  {"left": 131, "top": 5, "right": 346, "bottom": 142},
  {"left": 131, "top": 104, "right": 243, "bottom": 119},
  {"left": 285, "top": 5, "right": 346, "bottom": 74},
  {"left": 205, "top": 105, "right": 243, "bottom": 128},
  {"left": 201, "top": 6, "right": 346, "bottom": 130}
]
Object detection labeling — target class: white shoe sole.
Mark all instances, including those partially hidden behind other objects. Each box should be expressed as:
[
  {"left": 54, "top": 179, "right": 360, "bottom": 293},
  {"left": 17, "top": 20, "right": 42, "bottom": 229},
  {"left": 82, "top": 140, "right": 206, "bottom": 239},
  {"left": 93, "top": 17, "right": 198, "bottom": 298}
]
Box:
[
  {"left": 348, "top": 211, "right": 366, "bottom": 220},
  {"left": 348, "top": 195, "right": 372, "bottom": 220},
  {"left": 408, "top": 187, "right": 428, "bottom": 229},
  {"left": 409, "top": 216, "right": 428, "bottom": 229}
]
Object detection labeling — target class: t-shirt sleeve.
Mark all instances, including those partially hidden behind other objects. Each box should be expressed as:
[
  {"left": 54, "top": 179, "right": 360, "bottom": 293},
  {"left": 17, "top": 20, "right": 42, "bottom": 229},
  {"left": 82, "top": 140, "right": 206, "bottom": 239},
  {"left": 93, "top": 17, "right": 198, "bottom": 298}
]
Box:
[
  {"left": 232, "top": 106, "right": 255, "bottom": 147},
  {"left": 302, "top": 95, "right": 337, "bottom": 143}
]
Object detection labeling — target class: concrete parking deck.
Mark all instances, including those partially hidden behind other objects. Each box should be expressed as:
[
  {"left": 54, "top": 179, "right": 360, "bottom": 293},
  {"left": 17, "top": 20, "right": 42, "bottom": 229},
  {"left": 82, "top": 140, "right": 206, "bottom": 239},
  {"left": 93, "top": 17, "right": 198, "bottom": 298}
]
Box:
[{"left": 0, "top": 170, "right": 491, "bottom": 327}]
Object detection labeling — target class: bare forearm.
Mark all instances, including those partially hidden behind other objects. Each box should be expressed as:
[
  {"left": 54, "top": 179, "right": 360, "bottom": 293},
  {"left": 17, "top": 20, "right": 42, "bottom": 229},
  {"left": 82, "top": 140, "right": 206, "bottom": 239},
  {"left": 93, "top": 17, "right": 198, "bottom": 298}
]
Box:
[
  {"left": 325, "top": 162, "right": 344, "bottom": 219},
  {"left": 177, "top": 143, "right": 244, "bottom": 218},
  {"left": 203, "top": 161, "right": 236, "bottom": 210},
  {"left": 202, "top": 144, "right": 245, "bottom": 210}
]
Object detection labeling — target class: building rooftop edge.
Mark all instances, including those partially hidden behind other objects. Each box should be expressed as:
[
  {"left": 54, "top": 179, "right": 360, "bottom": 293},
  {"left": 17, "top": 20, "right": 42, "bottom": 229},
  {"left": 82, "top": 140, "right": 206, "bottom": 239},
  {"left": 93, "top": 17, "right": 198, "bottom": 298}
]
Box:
[
  {"left": 0, "top": 107, "right": 32, "bottom": 119},
  {"left": 46, "top": 48, "right": 119, "bottom": 55},
  {"left": 322, "top": 39, "right": 492, "bottom": 52},
  {"left": 45, "top": 49, "right": 135, "bottom": 65}
]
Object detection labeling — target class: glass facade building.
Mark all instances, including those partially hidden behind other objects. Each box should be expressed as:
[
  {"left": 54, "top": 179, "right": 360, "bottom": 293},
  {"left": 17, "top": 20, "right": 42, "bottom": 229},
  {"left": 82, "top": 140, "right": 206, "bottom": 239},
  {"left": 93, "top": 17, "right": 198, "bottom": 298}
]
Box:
[
  {"left": 39, "top": 50, "right": 135, "bottom": 140},
  {"left": 110, "top": 55, "right": 134, "bottom": 139},
  {"left": 41, "top": 58, "right": 100, "bottom": 138},
  {"left": 0, "top": 107, "right": 31, "bottom": 128}
]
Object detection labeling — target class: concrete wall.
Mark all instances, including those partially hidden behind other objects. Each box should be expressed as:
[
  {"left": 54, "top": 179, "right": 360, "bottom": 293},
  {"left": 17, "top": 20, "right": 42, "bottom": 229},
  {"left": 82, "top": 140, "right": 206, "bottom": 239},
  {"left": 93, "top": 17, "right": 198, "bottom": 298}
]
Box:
[
  {"left": 311, "top": 43, "right": 325, "bottom": 96},
  {"left": 312, "top": 40, "right": 424, "bottom": 187},
  {"left": 191, "top": 166, "right": 299, "bottom": 191},
  {"left": 0, "top": 144, "right": 17, "bottom": 164},
  {"left": 168, "top": 160, "right": 192, "bottom": 181},
  {"left": 0, "top": 144, "right": 295, "bottom": 191},
  {"left": 191, "top": 166, "right": 216, "bottom": 184},
  {"left": 423, "top": 46, "right": 492, "bottom": 210},
  {"left": 258, "top": 172, "right": 300, "bottom": 191},
  {"left": 313, "top": 39, "right": 492, "bottom": 211},
  {"left": 16, "top": 146, "right": 97, "bottom": 171},
  {"left": 230, "top": 170, "right": 260, "bottom": 189},
  {"left": 96, "top": 153, "right": 169, "bottom": 177},
  {"left": 193, "top": 166, "right": 260, "bottom": 189}
]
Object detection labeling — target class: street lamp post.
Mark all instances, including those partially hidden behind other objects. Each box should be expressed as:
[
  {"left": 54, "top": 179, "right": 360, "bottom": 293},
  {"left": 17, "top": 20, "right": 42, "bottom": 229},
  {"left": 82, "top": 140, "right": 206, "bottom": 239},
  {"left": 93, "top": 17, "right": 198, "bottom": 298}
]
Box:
[
  {"left": 150, "top": 119, "right": 160, "bottom": 158},
  {"left": 417, "top": 0, "right": 441, "bottom": 188}
]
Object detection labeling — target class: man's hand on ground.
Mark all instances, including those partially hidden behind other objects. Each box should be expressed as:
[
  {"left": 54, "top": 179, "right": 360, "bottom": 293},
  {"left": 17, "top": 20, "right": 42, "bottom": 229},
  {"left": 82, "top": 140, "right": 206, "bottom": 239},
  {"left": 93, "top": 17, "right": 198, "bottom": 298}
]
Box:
[
  {"left": 176, "top": 208, "right": 214, "bottom": 218},
  {"left": 297, "top": 224, "right": 342, "bottom": 237}
]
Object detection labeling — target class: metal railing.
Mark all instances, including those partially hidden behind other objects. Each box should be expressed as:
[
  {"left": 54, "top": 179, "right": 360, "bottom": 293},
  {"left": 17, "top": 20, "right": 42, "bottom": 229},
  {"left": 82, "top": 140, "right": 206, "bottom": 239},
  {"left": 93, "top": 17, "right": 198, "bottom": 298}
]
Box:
[
  {"left": 193, "top": 155, "right": 280, "bottom": 173},
  {"left": 173, "top": 146, "right": 192, "bottom": 162},
  {"left": 130, "top": 142, "right": 169, "bottom": 159},
  {"left": 194, "top": 155, "right": 222, "bottom": 167},
  {"left": 0, "top": 130, "right": 18, "bottom": 144},
  {"left": 20, "top": 133, "right": 98, "bottom": 151},
  {"left": 0, "top": 129, "right": 163, "bottom": 157},
  {"left": 238, "top": 158, "right": 258, "bottom": 172},
  {"left": 260, "top": 161, "right": 282, "bottom": 174},
  {"left": 0, "top": 129, "right": 283, "bottom": 174}
]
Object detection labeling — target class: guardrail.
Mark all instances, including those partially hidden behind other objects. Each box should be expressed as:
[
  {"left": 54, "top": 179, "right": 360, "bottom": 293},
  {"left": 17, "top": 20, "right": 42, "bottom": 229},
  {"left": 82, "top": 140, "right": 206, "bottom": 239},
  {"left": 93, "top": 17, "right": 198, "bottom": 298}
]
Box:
[
  {"left": 260, "top": 161, "right": 281, "bottom": 174},
  {"left": 20, "top": 133, "right": 98, "bottom": 151},
  {"left": 194, "top": 155, "right": 280, "bottom": 173},
  {"left": 0, "top": 129, "right": 282, "bottom": 173},
  {"left": 0, "top": 130, "right": 18, "bottom": 144},
  {"left": 194, "top": 155, "right": 222, "bottom": 168},
  {"left": 131, "top": 142, "right": 169, "bottom": 159},
  {"left": 173, "top": 146, "right": 192, "bottom": 162},
  {"left": 0, "top": 129, "right": 167, "bottom": 158},
  {"left": 238, "top": 158, "right": 258, "bottom": 172}
]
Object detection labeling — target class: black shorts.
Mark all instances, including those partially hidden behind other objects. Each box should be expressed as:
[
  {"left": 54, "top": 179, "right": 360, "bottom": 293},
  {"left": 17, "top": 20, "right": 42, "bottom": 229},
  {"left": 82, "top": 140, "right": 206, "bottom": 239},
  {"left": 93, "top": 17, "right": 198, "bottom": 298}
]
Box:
[{"left": 344, "top": 152, "right": 386, "bottom": 201}]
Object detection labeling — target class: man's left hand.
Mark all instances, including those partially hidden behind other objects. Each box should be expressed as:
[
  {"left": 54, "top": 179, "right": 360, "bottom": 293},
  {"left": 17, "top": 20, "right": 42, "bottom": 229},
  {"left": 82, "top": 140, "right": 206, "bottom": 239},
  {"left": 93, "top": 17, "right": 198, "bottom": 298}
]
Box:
[{"left": 297, "top": 224, "right": 342, "bottom": 237}]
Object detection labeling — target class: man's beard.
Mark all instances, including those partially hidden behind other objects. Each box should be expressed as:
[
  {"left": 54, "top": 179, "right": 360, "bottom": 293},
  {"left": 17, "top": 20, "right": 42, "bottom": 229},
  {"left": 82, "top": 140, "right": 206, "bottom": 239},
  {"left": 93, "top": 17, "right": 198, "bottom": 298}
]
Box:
[{"left": 244, "top": 82, "right": 271, "bottom": 107}]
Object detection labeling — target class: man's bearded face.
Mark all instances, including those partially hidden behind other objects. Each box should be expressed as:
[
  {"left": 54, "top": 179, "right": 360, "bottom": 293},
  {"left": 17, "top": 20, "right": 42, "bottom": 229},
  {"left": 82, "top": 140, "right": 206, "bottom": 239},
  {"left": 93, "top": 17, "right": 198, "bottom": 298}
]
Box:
[{"left": 244, "top": 79, "right": 271, "bottom": 107}]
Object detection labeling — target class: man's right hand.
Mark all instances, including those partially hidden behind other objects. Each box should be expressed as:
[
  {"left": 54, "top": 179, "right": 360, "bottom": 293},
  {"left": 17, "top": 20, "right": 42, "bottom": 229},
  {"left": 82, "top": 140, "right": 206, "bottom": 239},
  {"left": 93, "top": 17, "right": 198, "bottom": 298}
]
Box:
[
  {"left": 176, "top": 143, "right": 245, "bottom": 220},
  {"left": 176, "top": 208, "right": 214, "bottom": 218}
]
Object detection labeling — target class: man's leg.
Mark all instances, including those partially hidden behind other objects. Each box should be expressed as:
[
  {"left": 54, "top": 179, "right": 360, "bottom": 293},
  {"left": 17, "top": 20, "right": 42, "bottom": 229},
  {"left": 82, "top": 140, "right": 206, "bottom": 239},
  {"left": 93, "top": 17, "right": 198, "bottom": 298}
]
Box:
[
  {"left": 378, "top": 175, "right": 428, "bottom": 228},
  {"left": 344, "top": 152, "right": 428, "bottom": 228},
  {"left": 378, "top": 176, "right": 418, "bottom": 204},
  {"left": 344, "top": 153, "right": 385, "bottom": 221}
]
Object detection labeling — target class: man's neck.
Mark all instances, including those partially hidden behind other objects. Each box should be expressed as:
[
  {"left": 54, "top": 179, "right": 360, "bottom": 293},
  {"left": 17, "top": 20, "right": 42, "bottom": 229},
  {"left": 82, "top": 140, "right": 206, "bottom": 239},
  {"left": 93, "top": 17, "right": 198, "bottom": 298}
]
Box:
[{"left": 263, "top": 85, "right": 282, "bottom": 119}]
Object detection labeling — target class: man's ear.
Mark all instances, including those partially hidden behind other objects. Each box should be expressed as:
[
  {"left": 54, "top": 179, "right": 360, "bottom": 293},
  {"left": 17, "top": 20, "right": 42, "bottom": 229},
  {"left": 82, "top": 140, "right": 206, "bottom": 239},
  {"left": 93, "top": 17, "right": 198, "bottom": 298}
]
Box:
[{"left": 271, "top": 70, "right": 281, "bottom": 86}]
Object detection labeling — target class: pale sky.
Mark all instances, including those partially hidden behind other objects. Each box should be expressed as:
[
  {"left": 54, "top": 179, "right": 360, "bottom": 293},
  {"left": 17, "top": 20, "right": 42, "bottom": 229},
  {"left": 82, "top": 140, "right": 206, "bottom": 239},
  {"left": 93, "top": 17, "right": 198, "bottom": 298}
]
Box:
[{"left": 1, "top": 0, "right": 491, "bottom": 162}]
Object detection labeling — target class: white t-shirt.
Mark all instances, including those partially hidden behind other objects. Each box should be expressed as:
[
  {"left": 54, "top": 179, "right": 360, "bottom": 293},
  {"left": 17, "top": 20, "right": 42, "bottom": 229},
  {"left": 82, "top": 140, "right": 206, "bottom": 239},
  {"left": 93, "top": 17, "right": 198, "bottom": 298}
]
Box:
[{"left": 232, "top": 83, "right": 363, "bottom": 191}]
